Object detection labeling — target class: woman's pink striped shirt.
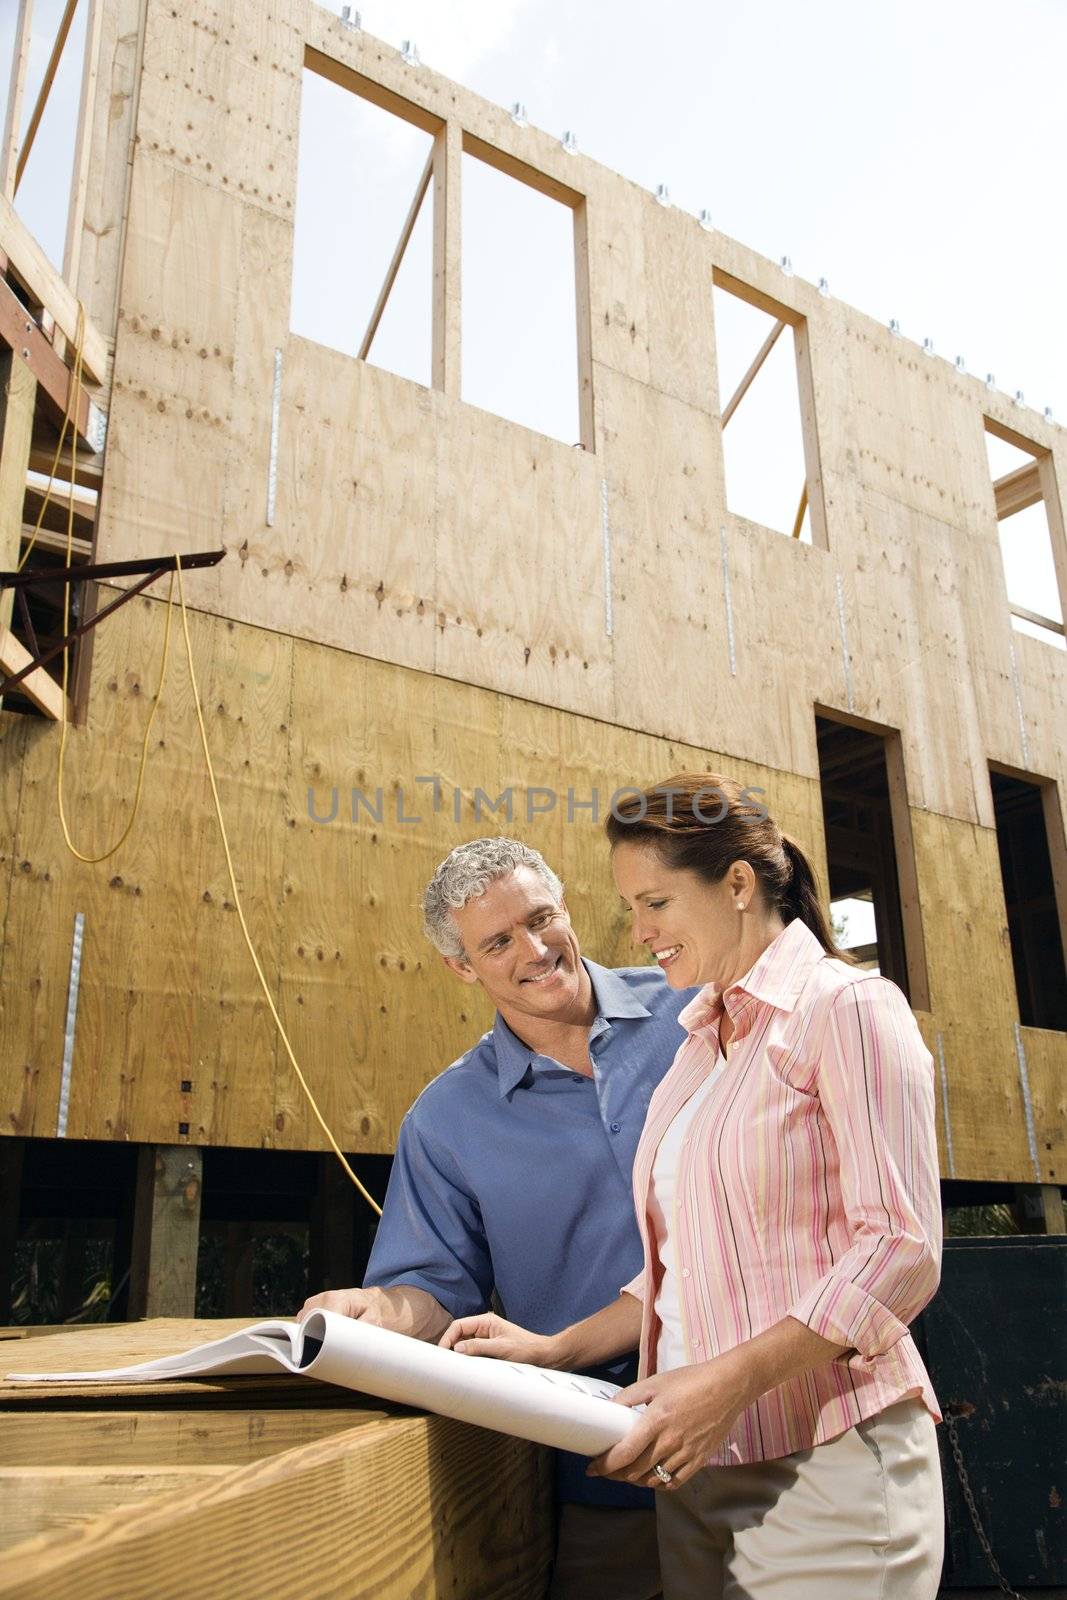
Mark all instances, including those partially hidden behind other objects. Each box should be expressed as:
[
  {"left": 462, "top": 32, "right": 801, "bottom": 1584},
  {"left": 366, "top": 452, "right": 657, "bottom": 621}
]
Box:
[{"left": 623, "top": 916, "right": 942, "bottom": 1465}]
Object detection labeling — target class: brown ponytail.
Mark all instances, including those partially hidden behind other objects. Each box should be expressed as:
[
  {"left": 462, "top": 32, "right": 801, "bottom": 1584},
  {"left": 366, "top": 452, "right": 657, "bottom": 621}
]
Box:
[{"left": 604, "top": 773, "right": 851, "bottom": 959}]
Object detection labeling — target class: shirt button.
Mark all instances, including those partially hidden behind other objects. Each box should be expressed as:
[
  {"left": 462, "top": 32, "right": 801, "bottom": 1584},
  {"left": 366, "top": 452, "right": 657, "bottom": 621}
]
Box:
[
  {"left": 682, "top": 1267, "right": 691, "bottom": 1279},
  {"left": 693, "top": 1341, "right": 703, "bottom": 1354},
  {"left": 609, "top": 1121, "right": 620, "bottom": 1133}
]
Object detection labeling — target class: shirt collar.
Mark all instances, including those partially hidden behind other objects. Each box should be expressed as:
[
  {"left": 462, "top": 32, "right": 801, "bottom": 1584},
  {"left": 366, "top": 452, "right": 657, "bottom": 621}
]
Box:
[
  {"left": 678, "top": 917, "right": 827, "bottom": 1034},
  {"left": 492, "top": 959, "right": 651, "bottom": 1097}
]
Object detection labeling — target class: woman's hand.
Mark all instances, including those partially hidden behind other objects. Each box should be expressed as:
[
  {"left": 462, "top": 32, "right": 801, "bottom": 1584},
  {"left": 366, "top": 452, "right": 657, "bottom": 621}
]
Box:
[
  {"left": 439, "top": 1311, "right": 557, "bottom": 1366},
  {"left": 588, "top": 1351, "right": 752, "bottom": 1490}
]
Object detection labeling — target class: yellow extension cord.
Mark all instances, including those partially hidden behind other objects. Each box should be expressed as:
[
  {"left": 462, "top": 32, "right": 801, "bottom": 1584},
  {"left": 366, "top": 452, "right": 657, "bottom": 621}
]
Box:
[{"left": 26, "top": 298, "right": 382, "bottom": 1218}]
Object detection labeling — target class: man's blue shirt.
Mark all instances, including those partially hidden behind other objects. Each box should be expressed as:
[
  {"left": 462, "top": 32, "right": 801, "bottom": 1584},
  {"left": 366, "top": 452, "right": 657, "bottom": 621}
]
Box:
[{"left": 364, "top": 959, "right": 694, "bottom": 1507}]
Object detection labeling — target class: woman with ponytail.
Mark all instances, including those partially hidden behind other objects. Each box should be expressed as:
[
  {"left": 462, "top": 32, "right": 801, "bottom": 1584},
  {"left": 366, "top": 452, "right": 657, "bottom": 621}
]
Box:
[{"left": 443, "top": 774, "right": 944, "bottom": 1599}]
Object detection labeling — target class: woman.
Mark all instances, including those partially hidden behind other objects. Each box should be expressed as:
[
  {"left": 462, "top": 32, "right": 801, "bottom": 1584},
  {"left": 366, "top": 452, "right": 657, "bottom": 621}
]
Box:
[{"left": 442, "top": 774, "right": 944, "bottom": 1599}]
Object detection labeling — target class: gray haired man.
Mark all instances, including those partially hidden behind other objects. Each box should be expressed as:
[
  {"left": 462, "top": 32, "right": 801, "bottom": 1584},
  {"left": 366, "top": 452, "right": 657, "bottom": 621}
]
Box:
[{"left": 300, "top": 837, "right": 694, "bottom": 1600}]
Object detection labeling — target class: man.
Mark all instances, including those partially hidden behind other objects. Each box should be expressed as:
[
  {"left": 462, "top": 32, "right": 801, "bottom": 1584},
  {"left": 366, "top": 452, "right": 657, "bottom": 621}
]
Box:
[{"left": 300, "top": 837, "right": 694, "bottom": 1600}]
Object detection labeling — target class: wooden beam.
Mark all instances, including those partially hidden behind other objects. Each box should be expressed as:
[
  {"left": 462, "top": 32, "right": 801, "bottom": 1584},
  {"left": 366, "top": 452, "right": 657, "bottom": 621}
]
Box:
[
  {"left": 1009, "top": 602, "right": 1064, "bottom": 636},
  {"left": 20, "top": 523, "right": 93, "bottom": 560},
  {"left": 573, "top": 198, "right": 594, "bottom": 450},
  {"left": 720, "top": 318, "right": 786, "bottom": 427},
  {"left": 462, "top": 130, "right": 583, "bottom": 209},
  {"left": 0, "top": 195, "right": 108, "bottom": 384},
  {"left": 63, "top": 0, "right": 104, "bottom": 289},
  {"left": 0, "top": 624, "right": 65, "bottom": 718},
  {"left": 993, "top": 459, "right": 1043, "bottom": 520},
  {"left": 432, "top": 121, "right": 461, "bottom": 399},
  {"left": 1012, "top": 1183, "right": 1066, "bottom": 1235},
  {"left": 0, "top": 1413, "right": 554, "bottom": 1600},
  {"left": 13, "top": 0, "right": 81, "bottom": 195},
  {"left": 793, "top": 317, "right": 829, "bottom": 550},
  {"left": 713, "top": 266, "right": 802, "bottom": 327},
  {"left": 0, "top": 1465, "right": 230, "bottom": 1553},
  {"left": 0, "top": 348, "right": 36, "bottom": 630},
  {"left": 304, "top": 46, "right": 443, "bottom": 136},
  {"left": 358, "top": 149, "right": 433, "bottom": 362},
  {"left": 28, "top": 437, "right": 102, "bottom": 489},
  {"left": 885, "top": 732, "right": 931, "bottom": 1011},
  {"left": 127, "top": 1148, "right": 203, "bottom": 1320},
  {"left": 791, "top": 481, "right": 808, "bottom": 539},
  {"left": 1036, "top": 451, "right": 1067, "bottom": 635},
  {"left": 0, "top": 1, "right": 34, "bottom": 201},
  {"left": 0, "top": 274, "right": 95, "bottom": 442},
  {"left": 0, "top": 1407, "right": 390, "bottom": 1468}
]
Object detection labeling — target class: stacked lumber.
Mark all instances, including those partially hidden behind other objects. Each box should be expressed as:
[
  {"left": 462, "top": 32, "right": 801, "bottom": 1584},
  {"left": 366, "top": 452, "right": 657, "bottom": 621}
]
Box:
[{"left": 0, "top": 1320, "right": 554, "bottom": 1599}]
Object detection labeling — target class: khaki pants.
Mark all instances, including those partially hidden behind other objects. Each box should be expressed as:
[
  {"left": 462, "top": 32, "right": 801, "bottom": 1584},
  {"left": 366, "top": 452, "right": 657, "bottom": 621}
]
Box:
[
  {"left": 548, "top": 1504, "right": 663, "bottom": 1600},
  {"left": 656, "top": 1399, "right": 944, "bottom": 1600}
]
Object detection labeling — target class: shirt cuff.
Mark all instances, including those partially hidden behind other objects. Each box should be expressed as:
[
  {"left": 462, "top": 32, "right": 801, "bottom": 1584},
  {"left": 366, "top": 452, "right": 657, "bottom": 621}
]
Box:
[
  {"left": 620, "top": 1270, "right": 645, "bottom": 1301},
  {"left": 787, "top": 1273, "right": 911, "bottom": 1358}
]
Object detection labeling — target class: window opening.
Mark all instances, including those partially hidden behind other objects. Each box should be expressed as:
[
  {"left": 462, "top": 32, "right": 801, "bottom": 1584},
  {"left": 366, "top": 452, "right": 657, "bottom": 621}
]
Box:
[
  {"left": 815, "top": 712, "right": 929, "bottom": 1006},
  {"left": 712, "top": 270, "right": 824, "bottom": 546},
  {"left": 461, "top": 139, "right": 585, "bottom": 446},
  {"left": 291, "top": 61, "right": 436, "bottom": 387},
  {"left": 989, "top": 766, "right": 1067, "bottom": 1031},
  {"left": 983, "top": 419, "right": 1065, "bottom": 650}
]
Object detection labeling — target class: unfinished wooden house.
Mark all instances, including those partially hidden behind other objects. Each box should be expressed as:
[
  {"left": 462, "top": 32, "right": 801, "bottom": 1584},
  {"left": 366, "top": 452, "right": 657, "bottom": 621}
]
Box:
[{"left": 0, "top": 0, "right": 1064, "bottom": 1590}]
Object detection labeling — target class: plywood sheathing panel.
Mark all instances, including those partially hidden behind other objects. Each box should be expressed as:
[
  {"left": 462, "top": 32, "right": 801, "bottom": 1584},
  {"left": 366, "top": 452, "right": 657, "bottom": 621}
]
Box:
[
  {"left": 136, "top": 0, "right": 300, "bottom": 222},
  {"left": 73, "top": 0, "right": 145, "bottom": 334},
  {"left": 433, "top": 402, "right": 611, "bottom": 715},
  {"left": 2, "top": 607, "right": 1060, "bottom": 1178},
  {"left": 2, "top": 601, "right": 859, "bottom": 1160},
  {"left": 91, "top": 2, "right": 1065, "bottom": 839}
]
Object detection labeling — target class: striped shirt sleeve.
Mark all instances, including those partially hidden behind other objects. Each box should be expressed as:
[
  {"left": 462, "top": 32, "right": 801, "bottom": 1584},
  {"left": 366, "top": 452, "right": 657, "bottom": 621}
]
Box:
[{"left": 786, "top": 977, "right": 942, "bottom": 1357}]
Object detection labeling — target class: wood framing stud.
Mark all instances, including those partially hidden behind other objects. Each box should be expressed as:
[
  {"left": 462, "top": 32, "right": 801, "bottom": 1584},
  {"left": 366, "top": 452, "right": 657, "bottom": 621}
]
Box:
[
  {"left": 0, "top": 276, "right": 94, "bottom": 443},
  {"left": 993, "top": 460, "right": 1043, "bottom": 521},
  {"left": 127, "top": 1147, "right": 203, "bottom": 1320},
  {"left": 721, "top": 318, "right": 786, "bottom": 427},
  {"left": 432, "top": 121, "right": 461, "bottom": 398},
  {"left": 0, "top": 196, "right": 108, "bottom": 384},
  {"left": 358, "top": 150, "right": 433, "bottom": 361},
  {"left": 1, "top": 2, "right": 33, "bottom": 201},
  {"left": 1012, "top": 1184, "right": 1067, "bottom": 1235},
  {"left": 14, "top": 0, "right": 81, "bottom": 196}
]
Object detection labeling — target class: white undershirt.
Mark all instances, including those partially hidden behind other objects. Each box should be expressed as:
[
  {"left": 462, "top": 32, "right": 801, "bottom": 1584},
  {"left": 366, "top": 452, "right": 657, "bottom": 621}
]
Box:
[{"left": 647, "top": 1052, "right": 729, "bottom": 1372}]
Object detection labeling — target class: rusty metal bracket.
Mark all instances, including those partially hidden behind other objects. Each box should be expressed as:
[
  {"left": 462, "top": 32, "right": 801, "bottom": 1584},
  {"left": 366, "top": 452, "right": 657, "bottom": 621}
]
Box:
[{"left": 0, "top": 547, "right": 225, "bottom": 698}]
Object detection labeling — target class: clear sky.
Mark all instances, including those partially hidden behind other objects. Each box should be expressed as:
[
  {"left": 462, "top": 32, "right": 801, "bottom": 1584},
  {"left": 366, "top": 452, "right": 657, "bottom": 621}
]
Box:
[{"left": 4, "top": 0, "right": 1065, "bottom": 641}]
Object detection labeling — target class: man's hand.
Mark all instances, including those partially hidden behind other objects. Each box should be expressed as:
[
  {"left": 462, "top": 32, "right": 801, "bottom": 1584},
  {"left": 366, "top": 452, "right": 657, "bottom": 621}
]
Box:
[
  {"left": 587, "top": 1352, "right": 749, "bottom": 1490},
  {"left": 296, "top": 1285, "right": 451, "bottom": 1342},
  {"left": 439, "top": 1311, "right": 558, "bottom": 1367}
]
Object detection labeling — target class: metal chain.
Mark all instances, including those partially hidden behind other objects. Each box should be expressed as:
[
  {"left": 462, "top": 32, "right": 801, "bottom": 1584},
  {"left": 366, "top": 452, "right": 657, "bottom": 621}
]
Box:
[{"left": 943, "top": 1412, "right": 1028, "bottom": 1600}]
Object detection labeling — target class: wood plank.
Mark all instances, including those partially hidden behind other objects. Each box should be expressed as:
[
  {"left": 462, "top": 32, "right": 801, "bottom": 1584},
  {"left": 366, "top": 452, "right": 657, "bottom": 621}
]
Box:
[
  {"left": 0, "top": 196, "right": 109, "bottom": 385},
  {"left": 0, "top": 625, "right": 65, "bottom": 718},
  {"left": 993, "top": 459, "right": 1042, "bottom": 520},
  {"left": 358, "top": 150, "right": 433, "bottom": 362},
  {"left": 62, "top": 0, "right": 105, "bottom": 289},
  {"left": 0, "top": 348, "right": 36, "bottom": 631},
  {"left": 13, "top": 0, "right": 81, "bottom": 196},
  {"left": 0, "top": 0, "right": 33, "bottom": 201},
  {"left": 431, "top": 120, "right": 461, "bottom": 398},
  {"left": 0, "top": 1413, "right": 554, "bottom": 1600},
  {"left": 0, "top": 1406, "right": 390, "bottom": 1466},
  {"left": 720, "top": 317, "right": 786, "bottom": 427},
  {"left": 461, "top": 130, "right": 583, "bottom": 210},
  {"left": 0, "top": 1465, "right": 230, "bottom": 1552},
  {"left": 0, "top": 274, "right": 94, "bottom": 442}
]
